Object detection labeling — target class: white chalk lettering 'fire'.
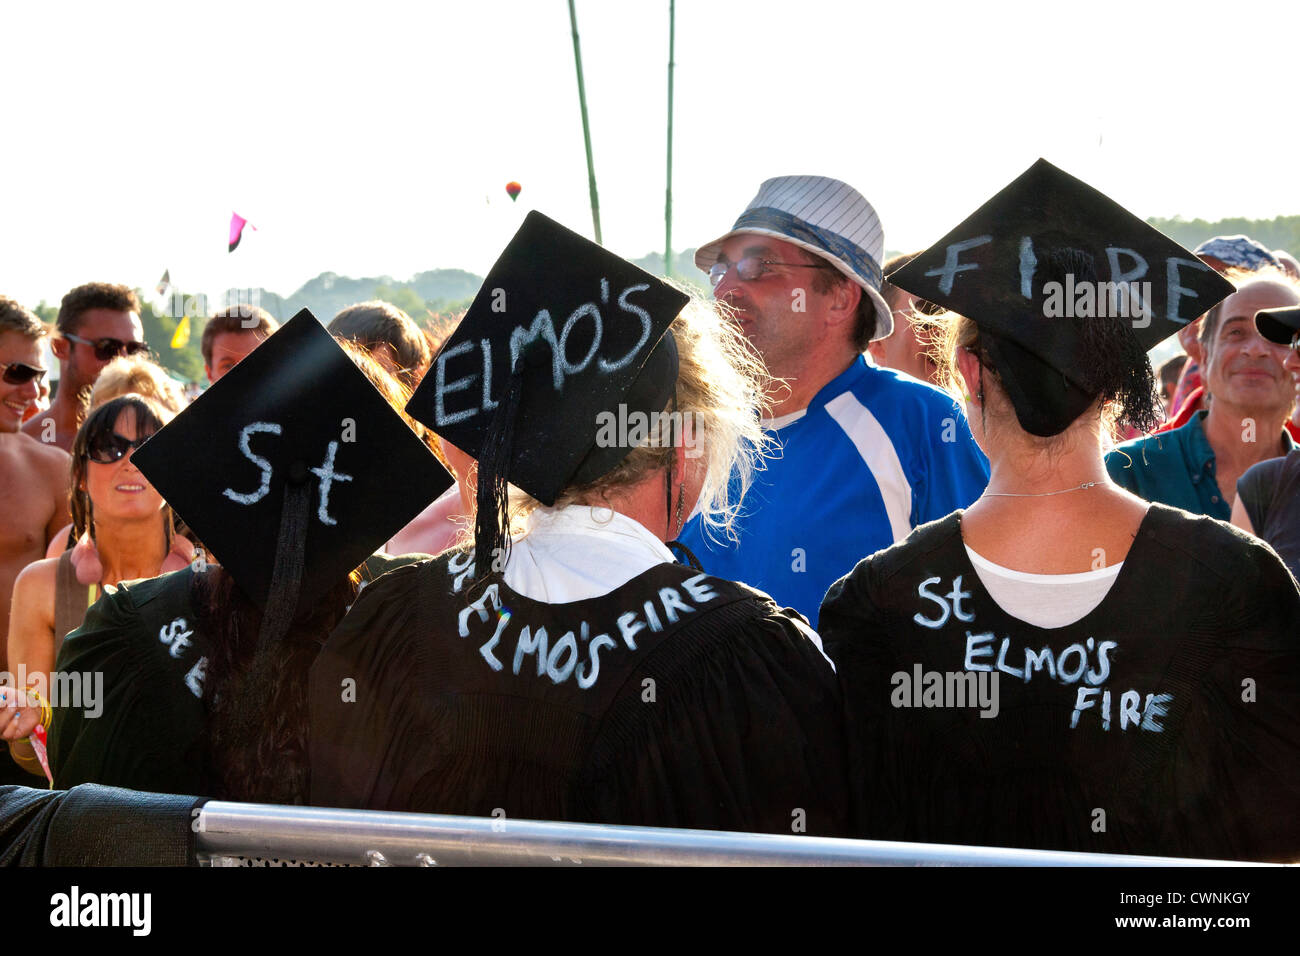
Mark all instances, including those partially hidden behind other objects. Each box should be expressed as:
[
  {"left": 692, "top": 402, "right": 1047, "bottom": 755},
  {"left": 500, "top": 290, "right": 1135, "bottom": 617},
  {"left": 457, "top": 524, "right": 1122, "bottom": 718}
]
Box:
[
  {"left": 451, "top": 558, "right": 720, "bottom": 690},
  {"left": 912, "top": 575, "right": 1172, "bottom": 732}
]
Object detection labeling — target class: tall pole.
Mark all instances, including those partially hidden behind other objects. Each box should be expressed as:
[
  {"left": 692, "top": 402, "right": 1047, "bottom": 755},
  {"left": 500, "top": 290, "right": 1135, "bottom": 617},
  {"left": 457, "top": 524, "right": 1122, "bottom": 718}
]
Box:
[
  {"left": 567, "top": 0, "right": 602, "bottom": 244},
  {"left": 665, "top": 0, "right": 675, "bottom": 277}
]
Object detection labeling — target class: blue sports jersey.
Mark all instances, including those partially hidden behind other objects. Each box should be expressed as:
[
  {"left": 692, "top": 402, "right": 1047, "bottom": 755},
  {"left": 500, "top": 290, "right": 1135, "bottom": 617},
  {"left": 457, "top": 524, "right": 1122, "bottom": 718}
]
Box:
[{"left": 678, "top": 356, "right": 989, "bottom": 628}]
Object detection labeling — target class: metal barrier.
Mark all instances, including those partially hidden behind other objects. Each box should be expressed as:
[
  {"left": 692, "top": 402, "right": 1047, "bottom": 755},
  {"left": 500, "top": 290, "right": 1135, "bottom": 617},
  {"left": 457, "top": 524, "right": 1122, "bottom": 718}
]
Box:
[{"left": 193, "top": 802, "right": 1256, "bottom": 866}]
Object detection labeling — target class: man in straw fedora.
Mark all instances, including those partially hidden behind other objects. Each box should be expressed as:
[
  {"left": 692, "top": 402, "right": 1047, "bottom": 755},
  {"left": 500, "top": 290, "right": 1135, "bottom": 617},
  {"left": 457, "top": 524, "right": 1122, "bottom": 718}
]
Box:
[{"left": 679, "top": 176, "right": 989, "bottom": 627}]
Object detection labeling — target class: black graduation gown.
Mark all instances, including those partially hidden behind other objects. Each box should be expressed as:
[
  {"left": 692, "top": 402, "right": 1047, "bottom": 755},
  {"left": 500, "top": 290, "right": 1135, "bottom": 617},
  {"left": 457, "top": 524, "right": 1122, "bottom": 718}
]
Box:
[
  {"left": 308, "top": 551, "right": 852, "bottom": 836},
  {"left": 49, "top": 554, "right": 420, "bottom": 796},
  {"left": 820, "top": 504, "right": 1300, "bottom": 862}
]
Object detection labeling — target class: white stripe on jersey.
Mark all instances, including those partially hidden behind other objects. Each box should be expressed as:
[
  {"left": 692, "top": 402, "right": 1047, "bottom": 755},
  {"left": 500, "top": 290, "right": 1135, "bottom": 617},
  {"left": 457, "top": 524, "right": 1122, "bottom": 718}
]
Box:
[{"left": 824, "top": 392, "right": 913, "bottom": 543}]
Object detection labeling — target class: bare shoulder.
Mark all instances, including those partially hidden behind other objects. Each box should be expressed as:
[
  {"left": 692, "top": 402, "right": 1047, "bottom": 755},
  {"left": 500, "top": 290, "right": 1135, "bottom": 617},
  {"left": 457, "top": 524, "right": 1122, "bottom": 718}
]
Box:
[
  {"left": 11, "top": 557, "right": 59, "bottom": 637},
  {"left": 3, "top": 432, "right": 72, "bottom": 475},
  {"left": 13, "top": 557, "right": 59, "bottom": 601},
  {"left": 29, "top": 436, "right": 72, "bottom": 476}
]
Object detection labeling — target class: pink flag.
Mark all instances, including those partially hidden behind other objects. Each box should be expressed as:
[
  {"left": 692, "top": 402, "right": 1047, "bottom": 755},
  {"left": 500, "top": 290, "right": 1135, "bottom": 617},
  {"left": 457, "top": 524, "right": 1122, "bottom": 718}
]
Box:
[{"left": 228, "top": 212, "right": 255, "bottom": 252}]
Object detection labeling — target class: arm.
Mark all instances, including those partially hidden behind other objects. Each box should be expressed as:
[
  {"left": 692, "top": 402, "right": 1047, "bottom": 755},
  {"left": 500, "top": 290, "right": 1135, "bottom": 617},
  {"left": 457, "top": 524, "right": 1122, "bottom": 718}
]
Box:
[
  {"left": 42, "top": 448, "right": 72, "bottom": 550},
  {"left": 1229, "top": 495, "right": 1256, "bottom": 536},
  {"left": 4, "top": 560, "right": 58, "bottom": 774},
  {"left": 1233, "top": 458, "right": 1277, "bottom": 542},
  {"left": 44, "top": 523, "right": 72, "bottom": 560}
]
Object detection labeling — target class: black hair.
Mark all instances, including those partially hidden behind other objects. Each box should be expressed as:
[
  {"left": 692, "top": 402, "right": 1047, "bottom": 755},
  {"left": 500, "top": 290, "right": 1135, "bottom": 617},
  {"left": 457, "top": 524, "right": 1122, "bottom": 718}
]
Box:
[
  {"left": 1044, "top": 248, "right": 1162, "bottom": 435},
  {"left": 195, "top": 566, "right": 360, "bottom": 804}
]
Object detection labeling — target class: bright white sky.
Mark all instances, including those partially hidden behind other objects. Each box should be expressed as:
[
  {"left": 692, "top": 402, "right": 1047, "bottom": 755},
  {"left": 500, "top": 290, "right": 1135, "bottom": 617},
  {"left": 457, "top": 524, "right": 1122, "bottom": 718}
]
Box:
[{"left": 3, "top": 0, "right": 1298, "bottom": 309}]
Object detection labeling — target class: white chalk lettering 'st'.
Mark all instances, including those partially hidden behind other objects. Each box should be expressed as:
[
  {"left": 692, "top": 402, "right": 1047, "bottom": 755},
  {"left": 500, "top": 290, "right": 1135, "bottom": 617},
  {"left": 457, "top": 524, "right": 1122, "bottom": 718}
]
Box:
[{"left": 46, "top": 554, "right": 420, "bottom": 795}]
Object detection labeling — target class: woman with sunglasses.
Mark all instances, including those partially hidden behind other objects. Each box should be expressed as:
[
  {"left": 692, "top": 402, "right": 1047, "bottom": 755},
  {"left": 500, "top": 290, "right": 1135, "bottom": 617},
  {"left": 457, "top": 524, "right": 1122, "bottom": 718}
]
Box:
[
  {"left": 43, "top": 353, "right": 193, "bottom": 562},
  {"left": 5, "top": 393, "right": 182, "bottom": 778}
]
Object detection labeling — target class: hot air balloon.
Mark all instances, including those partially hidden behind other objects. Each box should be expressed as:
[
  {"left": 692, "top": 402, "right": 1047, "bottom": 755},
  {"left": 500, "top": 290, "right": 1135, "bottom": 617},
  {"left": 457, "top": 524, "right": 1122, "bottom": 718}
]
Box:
[{"left": 505, "top": 181, "right": 522, "bottom": 202}]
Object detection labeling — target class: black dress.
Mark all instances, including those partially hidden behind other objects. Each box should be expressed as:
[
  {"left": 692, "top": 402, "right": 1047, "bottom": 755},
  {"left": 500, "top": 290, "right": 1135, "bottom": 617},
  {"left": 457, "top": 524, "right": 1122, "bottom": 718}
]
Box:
[
  {"left": 49, "top": 567, "right": 210, "bottom": 795},
  {"left": 308, "top": 551, "right": 852, "bottom": 836},
  {"left": 819, "top": 504, "right": 1300, "bottom": 862}
]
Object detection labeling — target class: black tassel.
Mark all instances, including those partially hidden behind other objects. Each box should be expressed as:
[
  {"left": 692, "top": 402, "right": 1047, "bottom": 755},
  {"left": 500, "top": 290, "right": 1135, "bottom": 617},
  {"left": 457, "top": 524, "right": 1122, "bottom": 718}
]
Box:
[
  {"left": 255, "top": 481, "right": 311, "bottom": 649},
  {"left": 474, "top": 365, "right": 525, "bottom": 580}
]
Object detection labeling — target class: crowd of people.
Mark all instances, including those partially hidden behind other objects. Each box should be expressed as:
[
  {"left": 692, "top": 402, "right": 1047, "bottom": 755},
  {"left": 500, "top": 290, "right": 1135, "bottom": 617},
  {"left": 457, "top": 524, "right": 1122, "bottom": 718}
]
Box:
[{"left": 1, "top": 160, "right": 1298, "bottom": 863}]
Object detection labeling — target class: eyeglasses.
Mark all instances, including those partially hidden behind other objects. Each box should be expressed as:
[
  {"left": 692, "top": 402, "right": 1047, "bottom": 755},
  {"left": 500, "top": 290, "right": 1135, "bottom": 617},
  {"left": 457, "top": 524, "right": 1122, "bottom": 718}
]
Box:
[
  {"left": 63, "top": 333, "right": 150, "bottom": 361},
  {"left": 708, "top": 256, "right": 833, "bottom": 288},
  {"left": 87, "top": 431, "right": 151, "bottom": 464},
  {"left": 1, "top": 362, "right": 47, "bottom": 386}
]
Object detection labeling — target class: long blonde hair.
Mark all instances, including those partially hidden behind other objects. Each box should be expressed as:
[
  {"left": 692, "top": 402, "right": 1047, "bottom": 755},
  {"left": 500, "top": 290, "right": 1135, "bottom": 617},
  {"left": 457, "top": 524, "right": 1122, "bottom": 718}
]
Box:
[{"left": 511, "top": 293, "right": 773, "bottom": 543}]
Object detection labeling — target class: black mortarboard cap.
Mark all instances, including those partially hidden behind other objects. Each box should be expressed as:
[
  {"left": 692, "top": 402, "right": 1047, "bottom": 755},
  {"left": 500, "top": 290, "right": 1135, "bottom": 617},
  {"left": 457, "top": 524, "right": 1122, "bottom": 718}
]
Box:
[
  {"left": 1256, "top": 306, "right": 1300, "bottom": 345},
  {"left": 133, "top": 309, "right": 452, "bottom": 615},
  {"left": 406, "top": 211, "right": 688, "bottom": 573},
  {"left": 889, "top": 159, "right": 1235, "bottom": 436}
]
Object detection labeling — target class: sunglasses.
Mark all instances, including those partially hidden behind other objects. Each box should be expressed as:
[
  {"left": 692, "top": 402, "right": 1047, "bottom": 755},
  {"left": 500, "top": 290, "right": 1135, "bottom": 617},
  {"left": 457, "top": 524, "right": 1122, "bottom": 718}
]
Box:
[
  {"left": 87, "top": 431, "right": 151, "bottom": 464},
  {"left": 63, "top": 333, "right": 150, "bottom": 361},
  {"left": 1, "top": 362, "right": 47, "bottom": 386},
  {"left": 708, "top": 256, "right": 833, "bottom": 288}
]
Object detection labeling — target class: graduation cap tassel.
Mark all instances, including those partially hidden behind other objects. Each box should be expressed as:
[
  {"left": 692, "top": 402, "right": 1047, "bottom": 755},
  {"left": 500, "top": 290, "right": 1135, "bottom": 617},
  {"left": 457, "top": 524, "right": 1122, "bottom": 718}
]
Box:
[
  {"left": 473, "top": 365, "right": 526, "bottom": 581},
  {"left": 254, "top": 481, "right": 312, "bottom": 649}
]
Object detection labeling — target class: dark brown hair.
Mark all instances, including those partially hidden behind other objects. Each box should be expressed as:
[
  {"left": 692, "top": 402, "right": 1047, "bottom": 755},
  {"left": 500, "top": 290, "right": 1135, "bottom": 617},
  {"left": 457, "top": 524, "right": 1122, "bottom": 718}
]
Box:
[
  {"left": 0, "top": 296, "right": 47, "bottom": 340},
  {"left": 200, "top": 306, "right": 279, "bottom": 368},
  {"left": 56, "top": 282, "right": 139, "bottom": 334},
  {"left": 328, "top": 301, "right": 432, "bottom": 391},
  {"left": 196, "top": 566, "right": 360, "bottom": 804}
]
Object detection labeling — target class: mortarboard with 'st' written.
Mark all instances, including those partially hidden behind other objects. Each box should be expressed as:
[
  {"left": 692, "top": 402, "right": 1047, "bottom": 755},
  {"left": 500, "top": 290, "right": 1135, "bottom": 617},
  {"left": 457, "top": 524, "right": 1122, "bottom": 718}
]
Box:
[{"left": 133, "top": 309, "right": 452, "bottom": 617}]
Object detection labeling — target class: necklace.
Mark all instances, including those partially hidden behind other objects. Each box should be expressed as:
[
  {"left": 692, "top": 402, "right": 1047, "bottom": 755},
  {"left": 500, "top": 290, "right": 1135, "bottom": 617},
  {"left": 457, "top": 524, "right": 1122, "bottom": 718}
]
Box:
[{"left": 983, "top": 480, "right": 1101, "bottom": 498}]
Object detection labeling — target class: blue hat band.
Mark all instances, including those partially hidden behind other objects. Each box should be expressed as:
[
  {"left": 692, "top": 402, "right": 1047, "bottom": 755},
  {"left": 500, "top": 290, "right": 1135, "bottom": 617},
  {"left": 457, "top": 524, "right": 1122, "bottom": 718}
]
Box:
[{"left": 732, "top": 206, "right": 882, "bottom": 289}]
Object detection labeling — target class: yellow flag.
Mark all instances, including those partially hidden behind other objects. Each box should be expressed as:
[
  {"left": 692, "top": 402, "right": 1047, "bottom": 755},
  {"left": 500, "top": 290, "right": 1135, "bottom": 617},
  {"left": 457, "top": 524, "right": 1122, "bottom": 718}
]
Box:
[{"left": 170, "top": 315, "right": 191, "bottom": 349}]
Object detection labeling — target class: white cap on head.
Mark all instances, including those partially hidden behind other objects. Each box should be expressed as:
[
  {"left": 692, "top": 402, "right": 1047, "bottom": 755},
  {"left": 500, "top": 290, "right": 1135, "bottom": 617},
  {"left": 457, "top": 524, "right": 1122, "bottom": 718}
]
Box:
[{"left": 695, "top": 175, "right": 893, "bottom": 340}]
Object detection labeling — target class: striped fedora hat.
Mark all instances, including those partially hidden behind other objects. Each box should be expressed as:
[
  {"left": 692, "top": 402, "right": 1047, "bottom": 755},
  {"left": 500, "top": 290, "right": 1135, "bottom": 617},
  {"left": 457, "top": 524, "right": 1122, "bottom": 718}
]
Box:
[{"left": 695, "top": 175, "right": 893, "bottom": 340}]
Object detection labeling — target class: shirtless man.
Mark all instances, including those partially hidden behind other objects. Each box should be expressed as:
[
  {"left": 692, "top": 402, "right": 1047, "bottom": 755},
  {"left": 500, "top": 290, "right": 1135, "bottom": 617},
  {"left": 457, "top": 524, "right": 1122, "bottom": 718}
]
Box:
[
  {"left": 22, "top": 283, "right": 146, "bottom": 453},
  {"left": 0, "top": 297, "right": 71, "bottom": 670}
]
